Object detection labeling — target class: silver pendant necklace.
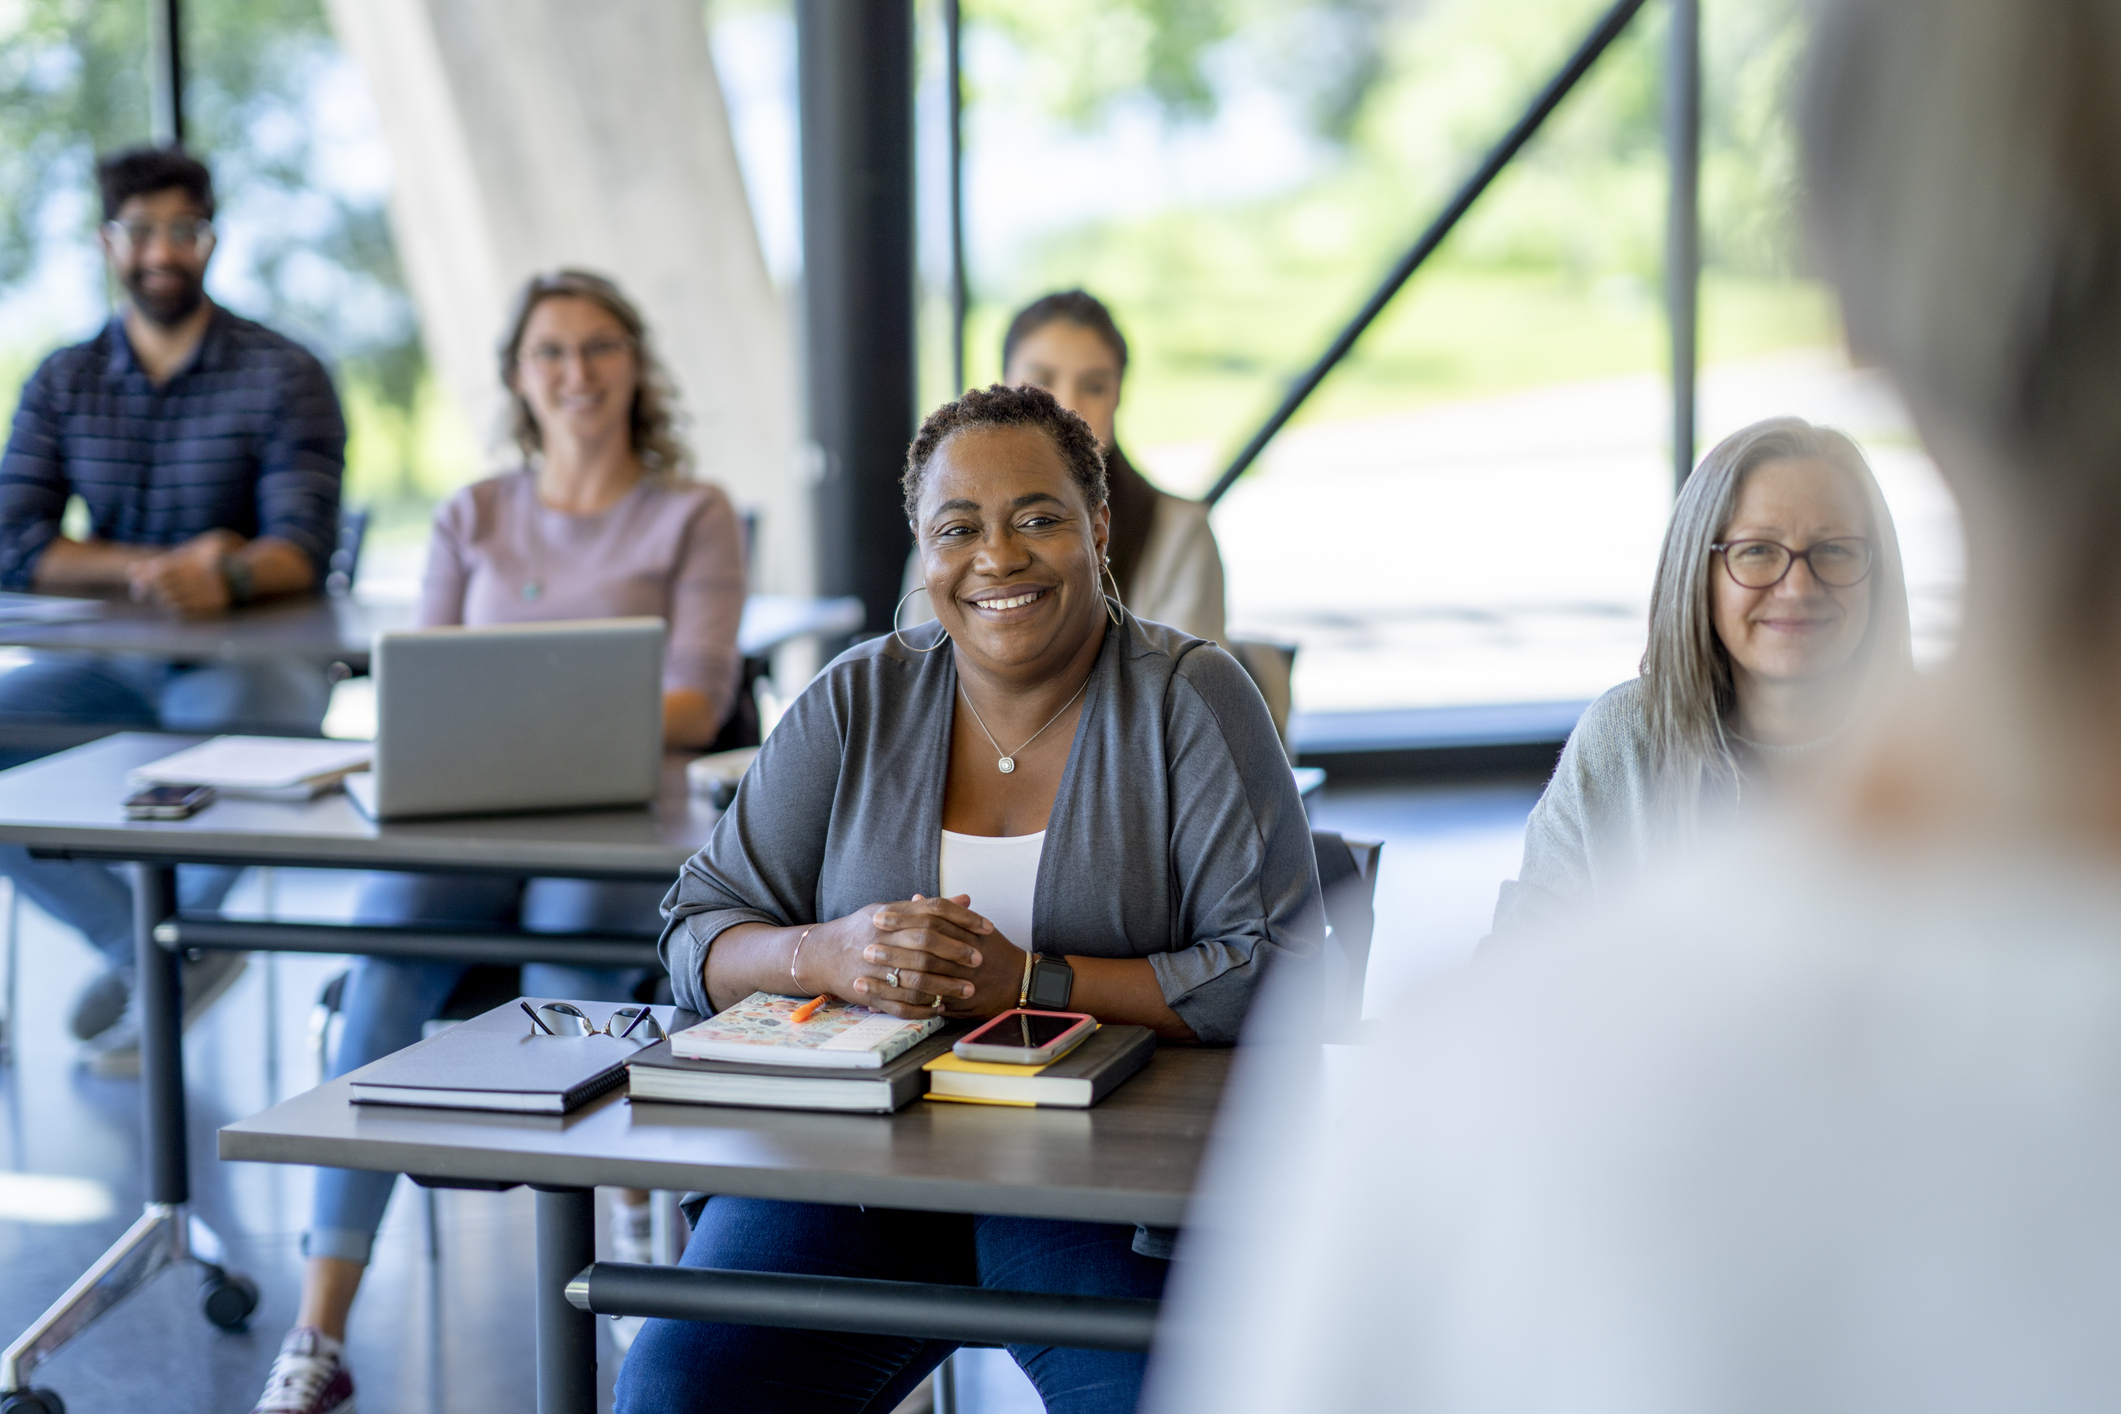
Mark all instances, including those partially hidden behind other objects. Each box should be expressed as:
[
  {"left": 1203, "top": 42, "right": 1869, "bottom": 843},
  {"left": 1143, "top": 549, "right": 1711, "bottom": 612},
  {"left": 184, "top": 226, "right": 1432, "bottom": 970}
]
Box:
[{"left": 958, "top": 676, "right": 1089, "bottom": 774}]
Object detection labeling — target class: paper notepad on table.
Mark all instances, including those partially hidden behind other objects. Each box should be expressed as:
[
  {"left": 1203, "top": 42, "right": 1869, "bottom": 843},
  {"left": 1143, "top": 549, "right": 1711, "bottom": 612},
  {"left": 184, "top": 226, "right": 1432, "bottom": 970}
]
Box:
[
  {"left": 0, "top": 591, "right": 103, "bottom": 623},
  {"left": 129, "top": 735, "right": 373, "bottom": 800},
  {"left": 669, "top": 991, "right": 944, "bottom": 1070}
]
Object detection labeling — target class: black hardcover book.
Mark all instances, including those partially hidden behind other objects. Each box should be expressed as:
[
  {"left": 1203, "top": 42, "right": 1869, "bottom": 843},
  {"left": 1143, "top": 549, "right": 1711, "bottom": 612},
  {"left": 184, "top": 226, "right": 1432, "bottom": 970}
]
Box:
[
  {"left": 626, "top": 1029, "right": 965, "bottom": 1114},
  {"left": 922, "top": 1025, "right": 1157, "bottom": 1108},
  {"left": 348, "top": 1000, "right": 674, "bottom": 1115}
]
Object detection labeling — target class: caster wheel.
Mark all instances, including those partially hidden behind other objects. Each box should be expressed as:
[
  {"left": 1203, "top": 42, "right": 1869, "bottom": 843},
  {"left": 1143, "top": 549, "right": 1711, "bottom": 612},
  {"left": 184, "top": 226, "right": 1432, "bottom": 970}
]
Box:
[
  {"left": 0, "top": 1388, "right": 68, "bottom": 1414},
  {"left": 200, "top": 1268, "right": 260, "bottom": 1330}
]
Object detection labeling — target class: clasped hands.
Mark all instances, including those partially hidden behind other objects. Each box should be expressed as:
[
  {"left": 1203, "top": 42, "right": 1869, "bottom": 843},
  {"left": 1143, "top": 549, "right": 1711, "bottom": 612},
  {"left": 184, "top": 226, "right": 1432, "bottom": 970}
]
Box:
[
  {"left": 128, "top": 528, "right": 242, "bottom": 616},
  {"left": 798, "top": 894, "right": 1028, "bottom": 1021}
]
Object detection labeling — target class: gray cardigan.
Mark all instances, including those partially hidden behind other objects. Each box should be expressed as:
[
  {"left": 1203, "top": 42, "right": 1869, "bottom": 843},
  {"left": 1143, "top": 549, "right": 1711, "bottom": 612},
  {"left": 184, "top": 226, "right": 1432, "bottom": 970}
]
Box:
[
  {"left": 1489, "top": 677, "right": 1744, "bottom": 940},
  {"left": 657, "top": 612, "right": 1323, "bottom": 1044}
]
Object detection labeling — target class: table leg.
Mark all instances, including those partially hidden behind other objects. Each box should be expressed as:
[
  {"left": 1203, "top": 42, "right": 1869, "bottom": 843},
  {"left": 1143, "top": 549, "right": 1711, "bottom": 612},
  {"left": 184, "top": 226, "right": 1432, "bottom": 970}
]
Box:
[
  {"left": 134, "top": 864, "right": 186, "bottom": 1206},
  {"left": 535, "top": 1186, "right": 597, "bottom": 1414}
]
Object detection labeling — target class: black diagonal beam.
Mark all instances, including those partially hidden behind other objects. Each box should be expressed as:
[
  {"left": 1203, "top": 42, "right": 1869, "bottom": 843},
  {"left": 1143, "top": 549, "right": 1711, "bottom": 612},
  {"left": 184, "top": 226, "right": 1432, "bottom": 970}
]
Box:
[
  {"left": 946, "top": 0, "right": 969, "bottom": 395},
  {"left": 1204, "top": 0, "right": 1652, "bottom": 506},
  {"left": 154, "top": 0, "right": 185, "bottom": 148}
]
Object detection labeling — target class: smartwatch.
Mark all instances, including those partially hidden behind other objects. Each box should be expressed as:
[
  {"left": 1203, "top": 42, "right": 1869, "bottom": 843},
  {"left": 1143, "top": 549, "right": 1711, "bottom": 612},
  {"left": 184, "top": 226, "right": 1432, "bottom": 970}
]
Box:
[
  {"left": 218, "top": 553, "right": 256, "bottom": 606},
  {"left": 1024, "top": 952, "right": 1075, "bottom": 1010}
]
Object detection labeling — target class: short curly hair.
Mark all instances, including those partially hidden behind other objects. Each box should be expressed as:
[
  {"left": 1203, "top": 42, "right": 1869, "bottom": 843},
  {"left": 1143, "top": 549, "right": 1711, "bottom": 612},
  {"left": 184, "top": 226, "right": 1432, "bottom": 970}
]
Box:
[{"left": 903, "top": 384, "right": 1108, "bottom": 521}]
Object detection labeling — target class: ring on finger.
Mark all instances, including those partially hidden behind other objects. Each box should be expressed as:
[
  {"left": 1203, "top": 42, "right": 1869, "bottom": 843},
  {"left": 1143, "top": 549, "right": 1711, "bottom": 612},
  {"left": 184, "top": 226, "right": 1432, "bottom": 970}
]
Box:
[
  {"left": 885, "top": 966, "right": 901, "bottom": 989},
  {"left": 930, "top": 993, "right": 945, "bottom": 1011}
]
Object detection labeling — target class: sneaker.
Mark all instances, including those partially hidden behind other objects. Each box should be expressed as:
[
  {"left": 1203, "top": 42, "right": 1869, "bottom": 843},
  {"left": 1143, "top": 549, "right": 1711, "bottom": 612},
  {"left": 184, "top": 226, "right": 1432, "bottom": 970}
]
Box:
[
  {"left": 254, "top": 1326, "right": 355, "bottom": 1414},
  {"left": 81, "top": 1019, "right": 141, "bottom": 1078},
  {"left": 78, "top": 953, "right": 254, "bottom": 1076},
  {"left": 69, "top": 968, "right": 131, "bottom": 1041}
]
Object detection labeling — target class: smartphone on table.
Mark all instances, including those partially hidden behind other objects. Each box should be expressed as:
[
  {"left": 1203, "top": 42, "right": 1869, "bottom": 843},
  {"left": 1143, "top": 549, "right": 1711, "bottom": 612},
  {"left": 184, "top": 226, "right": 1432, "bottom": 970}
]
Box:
[
  {"left": 953, "top": 1009, "right": 1097, "bottom": 1065},
  {"left": 124, "top": 784, "right": 215, "bottom": 820}
]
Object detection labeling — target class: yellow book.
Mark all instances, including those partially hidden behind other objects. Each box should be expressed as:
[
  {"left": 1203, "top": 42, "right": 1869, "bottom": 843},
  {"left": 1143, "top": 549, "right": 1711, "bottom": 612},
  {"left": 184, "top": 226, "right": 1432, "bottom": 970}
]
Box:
[{"left": 921, "top": 1027, "right": 1155, "bottom": 1109}]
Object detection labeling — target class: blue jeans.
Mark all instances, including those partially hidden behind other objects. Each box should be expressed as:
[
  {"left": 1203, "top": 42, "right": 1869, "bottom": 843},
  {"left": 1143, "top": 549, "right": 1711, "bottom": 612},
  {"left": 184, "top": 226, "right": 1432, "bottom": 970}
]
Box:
[
  {"left": 0, "top": 651, "right": 331, "bottom": 969},
  {"left": 614, "top": 1198, "right": 1170, "bottom": 1414},
  {"left": 305, "top": 870, "right": 664, "bottom": 1264}
]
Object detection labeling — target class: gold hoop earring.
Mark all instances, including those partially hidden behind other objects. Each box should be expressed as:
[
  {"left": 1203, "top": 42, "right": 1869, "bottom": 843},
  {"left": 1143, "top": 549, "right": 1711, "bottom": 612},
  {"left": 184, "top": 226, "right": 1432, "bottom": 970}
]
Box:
[
  {"left": 892, "top": 587, "right": 950, "bottom": 653},
  {"left": 1099, "top": 559, "right": 1124, "bottom": 628}
]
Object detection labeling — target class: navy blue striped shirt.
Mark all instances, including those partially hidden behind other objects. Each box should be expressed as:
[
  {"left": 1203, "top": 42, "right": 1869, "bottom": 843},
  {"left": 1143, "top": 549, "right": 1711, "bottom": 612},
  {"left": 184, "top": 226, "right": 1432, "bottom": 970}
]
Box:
[{"left": 0, "top": 307, "right": 346, "bottom": 590}]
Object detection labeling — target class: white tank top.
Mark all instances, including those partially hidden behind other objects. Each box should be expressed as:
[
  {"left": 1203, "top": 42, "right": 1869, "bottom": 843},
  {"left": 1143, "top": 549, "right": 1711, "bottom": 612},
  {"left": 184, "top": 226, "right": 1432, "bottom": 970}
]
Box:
[{"left": 937, "top": 829, "right": 1046, "bottom": 952}]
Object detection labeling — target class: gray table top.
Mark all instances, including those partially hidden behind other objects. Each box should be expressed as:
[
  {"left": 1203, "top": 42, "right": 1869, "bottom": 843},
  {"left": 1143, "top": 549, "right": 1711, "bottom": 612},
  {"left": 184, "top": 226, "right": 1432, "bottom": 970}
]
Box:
[
  {"left": 220, "top": 1041, "right": 1229, "bottom": 1227},
  {"left": 0, "top": 591, "right": 865, "bottom": 668},
  {"left": 0, "top": 733, "right": 716, "bottom": 877},
  {"left": 0, "top": 592, "right": 398, "bottom": 666}
]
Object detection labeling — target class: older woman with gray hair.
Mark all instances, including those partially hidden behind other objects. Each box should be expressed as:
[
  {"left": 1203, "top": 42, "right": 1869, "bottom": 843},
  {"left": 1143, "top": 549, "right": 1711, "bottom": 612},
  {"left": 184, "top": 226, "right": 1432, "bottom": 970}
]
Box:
[{"left": 1488, "top": 415, "right": 1912, "bottom": 938}]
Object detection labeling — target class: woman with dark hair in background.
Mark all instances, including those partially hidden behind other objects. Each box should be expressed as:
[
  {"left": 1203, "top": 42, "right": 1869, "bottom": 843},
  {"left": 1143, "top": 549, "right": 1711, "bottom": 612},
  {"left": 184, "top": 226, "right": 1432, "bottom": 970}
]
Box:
[
  {"left": 911, "top": 290, "right": 1229, "bottom": 647},
  {"left": 253, "top": 270, "right": 746, "bottom": 1414},
  {"left": 1488, "top": 415, "right": 1913, "bottom": 937}
]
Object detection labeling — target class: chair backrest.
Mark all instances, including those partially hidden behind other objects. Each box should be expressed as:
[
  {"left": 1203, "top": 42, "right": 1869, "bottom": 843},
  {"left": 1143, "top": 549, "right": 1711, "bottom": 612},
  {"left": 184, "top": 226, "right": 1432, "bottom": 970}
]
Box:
[
  {"left": 1232, "top": 639, "right": 1297, "bottom": 754},
  {"left": 704, "top": 655, "right": 772, "bottom": 753},
  {"left": 1311, "top": 829, "right": 1382, "bottom": 1029},
  {"left": 327, "top": 507, "right": 370, "bottom": 598}
]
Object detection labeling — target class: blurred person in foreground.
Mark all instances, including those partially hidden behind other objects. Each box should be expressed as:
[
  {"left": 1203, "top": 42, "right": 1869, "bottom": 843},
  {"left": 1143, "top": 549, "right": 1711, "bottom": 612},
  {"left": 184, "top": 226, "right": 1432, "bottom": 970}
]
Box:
[
  {"left": 1489, "top": 416, "right": 1912, "bottom": 938},
  {"left": 0, "top": 146, "right": 345, "bottom": 1070},
  {"left": 910, "top": 290, "right": 1228, "bottom": 646},
  {"left": 253, "top": 270, "right": 745, "bottom": 1414},
  {"left": 614, "top": 383, "right": 1318, "bottom": 1413},
  {"left": 1144, "top": 1, "right": 2121, "bottom": 1410}
]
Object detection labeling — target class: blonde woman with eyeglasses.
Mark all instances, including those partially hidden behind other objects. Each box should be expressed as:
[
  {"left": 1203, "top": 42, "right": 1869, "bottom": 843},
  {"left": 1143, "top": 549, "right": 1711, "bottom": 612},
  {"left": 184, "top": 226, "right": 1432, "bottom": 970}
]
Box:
[
  {"left": 254, "top": 269, "right": 745, "bottom": 1414},
  {"left": 1488, "top": 416, "right": 1913, "bottom": 939}
]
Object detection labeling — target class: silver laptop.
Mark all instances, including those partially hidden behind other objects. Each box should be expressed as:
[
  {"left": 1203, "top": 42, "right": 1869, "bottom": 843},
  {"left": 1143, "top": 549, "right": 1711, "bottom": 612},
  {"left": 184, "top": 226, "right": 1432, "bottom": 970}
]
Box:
[{"left": 348, "top": 618, "right": 665, "bottom": 820}]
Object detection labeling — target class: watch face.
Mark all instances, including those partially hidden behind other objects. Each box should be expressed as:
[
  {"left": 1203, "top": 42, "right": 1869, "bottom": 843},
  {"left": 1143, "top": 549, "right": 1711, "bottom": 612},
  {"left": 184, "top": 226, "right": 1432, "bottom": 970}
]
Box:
[{"left": 1027, "top": 957, "right": 1073, "bottom": 1010}]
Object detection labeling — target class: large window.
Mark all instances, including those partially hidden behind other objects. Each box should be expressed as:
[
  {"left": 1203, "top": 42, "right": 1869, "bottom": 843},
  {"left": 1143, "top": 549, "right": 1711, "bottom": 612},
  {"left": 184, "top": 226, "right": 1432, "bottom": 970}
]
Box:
[{"left": 888, "top": 0, "right": 1962, "bottom": 719}]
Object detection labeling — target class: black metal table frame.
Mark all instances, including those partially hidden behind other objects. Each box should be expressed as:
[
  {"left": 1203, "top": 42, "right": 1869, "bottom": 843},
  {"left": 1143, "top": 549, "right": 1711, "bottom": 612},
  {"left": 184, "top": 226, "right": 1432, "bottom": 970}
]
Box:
[{"left": 0, "top": 849, "right": 660, "bottom": 1405}]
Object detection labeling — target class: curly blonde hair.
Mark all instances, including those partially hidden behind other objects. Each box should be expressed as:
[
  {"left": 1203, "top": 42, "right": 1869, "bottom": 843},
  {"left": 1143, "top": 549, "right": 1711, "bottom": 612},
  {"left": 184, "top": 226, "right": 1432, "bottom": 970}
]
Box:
[{"left": 497, "top": 268, "right": 692, "bottom": 479}]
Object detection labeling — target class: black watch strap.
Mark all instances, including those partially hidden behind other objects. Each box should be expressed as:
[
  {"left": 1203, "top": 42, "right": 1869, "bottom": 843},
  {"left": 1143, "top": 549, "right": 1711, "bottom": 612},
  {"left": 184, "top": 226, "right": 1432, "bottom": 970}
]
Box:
[
  {"left": 219, "top": 553, "right": 256, "bottom": 606},
  {"left": 1026, "top": 952, "right": 1075, "bottom": 1010}
]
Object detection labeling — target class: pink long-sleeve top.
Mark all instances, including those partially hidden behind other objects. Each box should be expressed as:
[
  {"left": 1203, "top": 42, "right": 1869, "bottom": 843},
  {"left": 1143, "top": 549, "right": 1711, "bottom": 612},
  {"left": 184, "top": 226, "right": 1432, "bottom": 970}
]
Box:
[{"left": 418, "top": 468, "right": 746, "bottom": 728}]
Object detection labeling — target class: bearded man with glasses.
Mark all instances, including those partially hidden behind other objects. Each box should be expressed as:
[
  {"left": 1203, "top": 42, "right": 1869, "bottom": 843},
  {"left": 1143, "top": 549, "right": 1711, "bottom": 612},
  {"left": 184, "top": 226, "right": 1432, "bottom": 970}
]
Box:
[{"left": 0, "top": 146, "right": 347, "bottom": 1072}]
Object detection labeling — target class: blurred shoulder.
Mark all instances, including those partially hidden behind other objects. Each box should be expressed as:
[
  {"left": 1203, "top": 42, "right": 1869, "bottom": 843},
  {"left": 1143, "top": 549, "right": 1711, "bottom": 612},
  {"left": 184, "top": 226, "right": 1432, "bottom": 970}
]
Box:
[
  {"left": 652, "top": 476, "right": 735, "bottom": 514},
  {"left": 1139, "top": 617, "right": 1272, "bottom": 737},
  {"left": 1571, "top": 678, "right": 1654, "bottom": 752},
  {"left": 215, "top": 309, "right": 332, "bottom": 380},
  {"left": 433, "top": 469, "right": 531, "bottom": 534}
]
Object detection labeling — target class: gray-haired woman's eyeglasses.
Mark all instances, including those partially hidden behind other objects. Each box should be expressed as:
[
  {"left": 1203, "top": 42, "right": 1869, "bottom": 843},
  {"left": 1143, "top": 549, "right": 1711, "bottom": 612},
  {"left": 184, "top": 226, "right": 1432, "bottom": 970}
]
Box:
[
  {"left": 521, "top": 1000, "right": 665, "bottom": 1042},
  {"left": 1711, "top": 537, "right": 1874, "bottom": 590}
]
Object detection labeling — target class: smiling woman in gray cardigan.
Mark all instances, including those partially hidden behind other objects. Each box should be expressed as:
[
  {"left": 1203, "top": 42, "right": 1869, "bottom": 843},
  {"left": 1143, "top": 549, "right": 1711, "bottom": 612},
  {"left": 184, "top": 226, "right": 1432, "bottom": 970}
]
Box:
[
  {"left": 657, "top": 606, "right": 1317, "bottom": 1044},
  {"left": 623, "top": 384, "right": 1320, "bottom": 1414}
]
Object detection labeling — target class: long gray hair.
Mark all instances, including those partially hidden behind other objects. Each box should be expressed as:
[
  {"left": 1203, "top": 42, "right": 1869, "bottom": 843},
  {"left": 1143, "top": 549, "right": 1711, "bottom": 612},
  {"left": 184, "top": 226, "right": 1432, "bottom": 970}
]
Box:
[{"left": 1641, "top": 416, "right": 1913, "bottom": 807}]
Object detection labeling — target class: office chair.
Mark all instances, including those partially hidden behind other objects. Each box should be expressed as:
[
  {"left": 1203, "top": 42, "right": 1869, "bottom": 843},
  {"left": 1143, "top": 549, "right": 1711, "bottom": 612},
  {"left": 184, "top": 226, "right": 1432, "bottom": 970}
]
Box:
[
  {"left": 326, "top": 508, "right": 369, "bottom": 598},
  {"left": 1312, "top": 830, "right": 1383, "bottom": 1030},
  {"left": 1232, "top": 640, "right": 1298, "bottom": 754}
]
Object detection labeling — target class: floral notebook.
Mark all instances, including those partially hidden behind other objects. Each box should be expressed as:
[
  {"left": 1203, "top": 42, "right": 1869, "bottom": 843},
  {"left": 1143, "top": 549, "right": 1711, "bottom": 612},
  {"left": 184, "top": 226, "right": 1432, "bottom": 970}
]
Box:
[{"left": 669, "top": 991, "right": 946, "bottom": 1070}]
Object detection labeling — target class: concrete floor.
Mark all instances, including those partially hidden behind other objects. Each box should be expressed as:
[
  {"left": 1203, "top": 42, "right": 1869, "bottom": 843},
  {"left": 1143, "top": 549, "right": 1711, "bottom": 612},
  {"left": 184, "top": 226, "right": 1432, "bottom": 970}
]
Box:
[{"left": 0, "top": 771, "right": 1542, "bottom": 1412}]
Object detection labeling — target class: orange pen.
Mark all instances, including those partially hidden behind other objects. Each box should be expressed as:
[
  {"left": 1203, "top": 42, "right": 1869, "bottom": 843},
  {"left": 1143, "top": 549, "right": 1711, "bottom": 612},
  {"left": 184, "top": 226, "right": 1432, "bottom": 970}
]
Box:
[{"left": 790, "top": 994, "right": 830, "bottom": 1024}]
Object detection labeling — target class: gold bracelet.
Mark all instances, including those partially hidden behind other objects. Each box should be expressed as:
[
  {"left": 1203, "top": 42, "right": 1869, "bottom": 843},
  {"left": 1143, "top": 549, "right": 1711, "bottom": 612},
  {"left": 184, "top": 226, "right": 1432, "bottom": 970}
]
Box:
[
  {"left": 1017, "top": 949, "right": 1035, "bottom": 1009},
  {"left": 790, "top": 926, "right": 816, "bottom": 992}
]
